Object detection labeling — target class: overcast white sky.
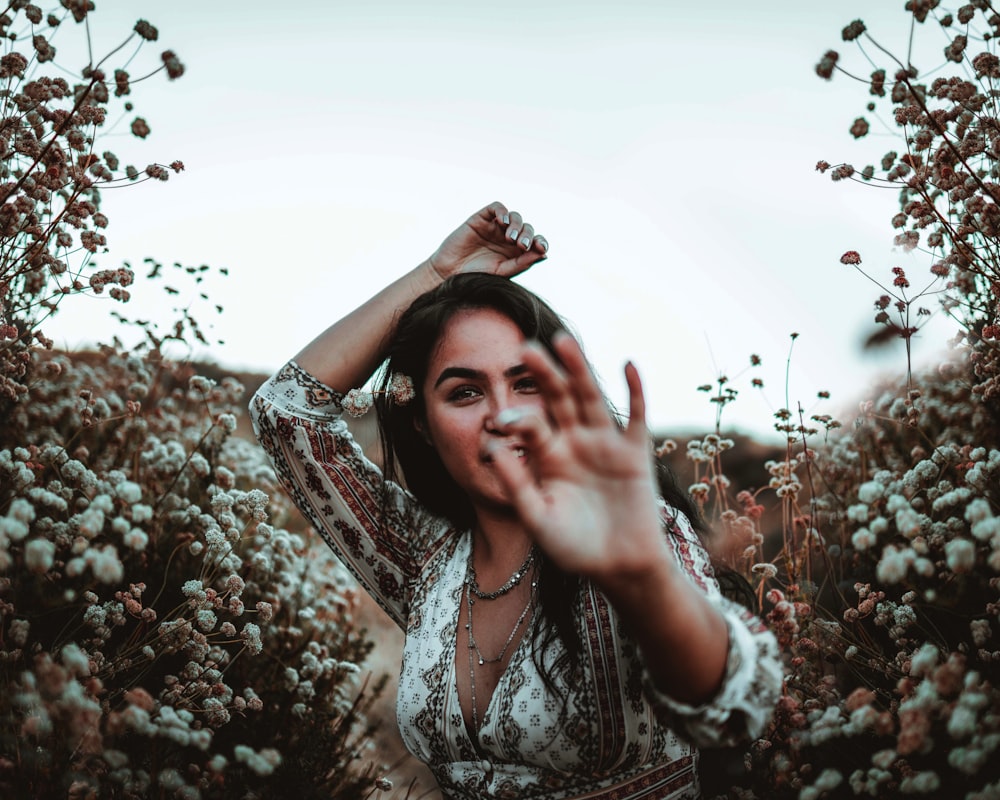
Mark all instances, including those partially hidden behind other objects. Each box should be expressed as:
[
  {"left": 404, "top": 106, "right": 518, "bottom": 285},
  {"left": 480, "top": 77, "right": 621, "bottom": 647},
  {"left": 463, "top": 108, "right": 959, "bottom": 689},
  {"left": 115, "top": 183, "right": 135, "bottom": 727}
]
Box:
[{"left": 42, "top": 1, "right": 959, "bottom": 438}]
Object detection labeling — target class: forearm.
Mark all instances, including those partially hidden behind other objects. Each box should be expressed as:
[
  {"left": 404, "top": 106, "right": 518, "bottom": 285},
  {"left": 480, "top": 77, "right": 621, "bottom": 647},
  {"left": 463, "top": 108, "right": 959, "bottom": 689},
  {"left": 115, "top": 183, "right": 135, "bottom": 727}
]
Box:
[
  {"left": 293, "top": 259, "right": 443, "bottom": 392},
  {"left": 292, "top": 203, "right": 545, "bottom": 390},
  {"left": 600, "top": 552, "right": 730, "bottom": 706}
]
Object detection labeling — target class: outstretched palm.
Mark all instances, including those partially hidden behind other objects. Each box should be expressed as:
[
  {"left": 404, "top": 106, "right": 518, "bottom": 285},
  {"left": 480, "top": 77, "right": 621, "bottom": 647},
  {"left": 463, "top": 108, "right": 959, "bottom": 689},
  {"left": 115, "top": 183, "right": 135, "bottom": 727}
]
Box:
[{"left": 488, "top": 334, "right": 666, "bottom": 582}]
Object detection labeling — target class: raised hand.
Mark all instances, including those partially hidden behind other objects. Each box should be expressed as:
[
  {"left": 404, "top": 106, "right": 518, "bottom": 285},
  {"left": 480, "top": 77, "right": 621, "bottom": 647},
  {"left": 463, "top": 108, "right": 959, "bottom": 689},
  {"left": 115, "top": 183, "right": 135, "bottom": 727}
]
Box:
[
  {"left": 427, "top": 201, "right": 548, "bottom": 281},
  {"left": 486, "top": 333, "right": 669, "bottom": 584}
]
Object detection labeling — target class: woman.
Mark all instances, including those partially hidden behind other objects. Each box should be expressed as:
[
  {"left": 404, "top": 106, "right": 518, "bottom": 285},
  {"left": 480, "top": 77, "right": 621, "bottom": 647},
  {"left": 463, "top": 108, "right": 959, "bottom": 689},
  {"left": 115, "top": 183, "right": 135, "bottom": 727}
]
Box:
[{"left": 250, "top": 202, "right": 781, "bottom": 799}]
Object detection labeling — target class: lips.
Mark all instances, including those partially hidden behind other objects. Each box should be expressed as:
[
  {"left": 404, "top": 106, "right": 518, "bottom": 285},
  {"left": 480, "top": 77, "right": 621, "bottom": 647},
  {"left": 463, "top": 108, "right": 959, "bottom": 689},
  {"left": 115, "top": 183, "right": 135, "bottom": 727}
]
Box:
[{"left": 482, "top": 442, "right": 527, "bottom": 463}]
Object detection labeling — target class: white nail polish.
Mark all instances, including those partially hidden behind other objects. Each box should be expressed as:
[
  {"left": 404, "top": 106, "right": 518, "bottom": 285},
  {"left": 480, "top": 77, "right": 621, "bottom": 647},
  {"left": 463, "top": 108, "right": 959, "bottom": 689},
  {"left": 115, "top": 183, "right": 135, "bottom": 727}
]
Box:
[
  {"left": 509, "top": 229, "right": 520, "bottom": 241},
  {"left": 520, "top": 236, "right": 531, "bottom": 248},
  {"left": 502, "top": 214, "right": 510, "bottom": 224},
  {"left": 495, "top": 407, "right": 527, "bottom": 426}
]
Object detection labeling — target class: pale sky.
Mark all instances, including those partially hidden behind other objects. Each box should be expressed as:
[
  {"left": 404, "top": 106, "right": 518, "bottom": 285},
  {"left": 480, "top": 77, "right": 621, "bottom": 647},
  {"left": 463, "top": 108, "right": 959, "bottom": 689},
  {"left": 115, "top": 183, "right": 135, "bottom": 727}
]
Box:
[{"left": 43, "top": 1, "right": 956, "bottom": 438}]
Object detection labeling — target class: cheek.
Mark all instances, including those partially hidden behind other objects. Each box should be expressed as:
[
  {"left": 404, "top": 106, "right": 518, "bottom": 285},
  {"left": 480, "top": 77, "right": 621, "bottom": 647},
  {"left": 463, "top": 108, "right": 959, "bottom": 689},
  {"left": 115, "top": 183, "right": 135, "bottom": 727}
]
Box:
[{"left": 423, "top": 407, "right": 479, "bottom": 457}]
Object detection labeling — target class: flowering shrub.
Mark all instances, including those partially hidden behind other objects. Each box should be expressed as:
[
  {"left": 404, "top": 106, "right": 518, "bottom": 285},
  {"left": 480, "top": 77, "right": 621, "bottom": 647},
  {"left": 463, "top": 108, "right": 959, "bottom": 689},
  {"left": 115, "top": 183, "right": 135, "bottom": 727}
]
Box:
[
  {"left": 1, "top": 352, "right": 384, "bottom": 798},
  {"left": 0, "top": 5, "right": 385, "bottom": 798},
  {"left": 690, "top": 4, "right": 1000, "bottom": 797}
]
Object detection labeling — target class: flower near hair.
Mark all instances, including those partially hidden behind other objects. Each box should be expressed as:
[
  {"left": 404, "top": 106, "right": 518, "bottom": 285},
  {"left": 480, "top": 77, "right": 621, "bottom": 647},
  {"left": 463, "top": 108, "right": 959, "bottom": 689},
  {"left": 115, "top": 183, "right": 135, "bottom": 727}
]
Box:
[
  {"left": 342, "top": 389, "right": 374, "bottom": 417},
  {"left": 341, "top": 374, "right": 415, "bottom": 417},
  {"left": 388, "top": 373, "right": 416, "bottom": 404}
]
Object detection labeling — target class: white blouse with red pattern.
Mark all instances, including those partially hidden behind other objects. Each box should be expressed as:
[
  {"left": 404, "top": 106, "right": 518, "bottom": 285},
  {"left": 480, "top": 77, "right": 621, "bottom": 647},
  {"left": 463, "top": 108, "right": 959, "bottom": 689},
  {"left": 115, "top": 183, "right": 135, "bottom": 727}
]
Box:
[{"left": 251, "top": 361, "right": 782, "bottom": 800}]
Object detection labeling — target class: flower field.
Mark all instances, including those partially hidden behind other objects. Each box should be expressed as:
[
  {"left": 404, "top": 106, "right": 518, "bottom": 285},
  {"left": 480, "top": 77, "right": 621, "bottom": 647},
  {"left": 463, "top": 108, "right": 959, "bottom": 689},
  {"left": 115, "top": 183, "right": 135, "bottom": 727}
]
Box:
[{"left": 2, "top": 2, "right": 1000, "bottom": 798}]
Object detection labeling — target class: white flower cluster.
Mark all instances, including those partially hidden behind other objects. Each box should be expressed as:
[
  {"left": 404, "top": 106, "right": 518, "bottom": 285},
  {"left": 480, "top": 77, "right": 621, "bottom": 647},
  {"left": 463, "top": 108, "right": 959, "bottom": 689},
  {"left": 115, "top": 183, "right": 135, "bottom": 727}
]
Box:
[{"left": 0, "top": 347, "right": 380, "bottom": 798}]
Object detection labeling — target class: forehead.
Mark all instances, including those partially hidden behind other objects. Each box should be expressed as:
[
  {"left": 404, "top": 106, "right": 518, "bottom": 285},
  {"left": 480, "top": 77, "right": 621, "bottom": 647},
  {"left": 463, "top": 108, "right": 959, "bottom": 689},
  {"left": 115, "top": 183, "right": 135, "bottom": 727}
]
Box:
[{"left": 429, "top": 307, "right": 526, "bottom": 366}]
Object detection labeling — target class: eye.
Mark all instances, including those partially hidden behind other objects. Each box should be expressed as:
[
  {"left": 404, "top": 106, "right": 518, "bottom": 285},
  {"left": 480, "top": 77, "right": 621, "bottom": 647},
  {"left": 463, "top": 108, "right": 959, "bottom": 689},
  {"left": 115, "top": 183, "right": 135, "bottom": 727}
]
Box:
[
  {"left": 446, "top": 385, "right": 481, "bottom": 403},
  {"left": 514, "top": 376, "right": 539, "bottom": 394}
]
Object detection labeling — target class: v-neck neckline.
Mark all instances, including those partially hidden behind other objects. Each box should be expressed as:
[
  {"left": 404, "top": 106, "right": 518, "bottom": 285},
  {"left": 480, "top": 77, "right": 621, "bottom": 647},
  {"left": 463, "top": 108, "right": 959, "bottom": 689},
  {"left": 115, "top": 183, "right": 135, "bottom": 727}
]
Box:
[{"left": 450, "top": 532, "right": 536, "bottom": 750}]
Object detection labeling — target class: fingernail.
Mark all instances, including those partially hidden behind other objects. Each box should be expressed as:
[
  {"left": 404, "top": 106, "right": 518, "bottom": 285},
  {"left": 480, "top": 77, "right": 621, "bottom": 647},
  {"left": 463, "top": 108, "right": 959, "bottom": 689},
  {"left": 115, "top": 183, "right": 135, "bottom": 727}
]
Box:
[
  {"left": 509, "top": 228, "right": 520, "bottom": 241},
  {"left": 520, "top": 236, "right": 532, "bottom": 248},
  {"left": 495, "top": 407, "right": 528, "bottom": 426},
  {"left": 502, "top": 214, "right": 510, "bottom": 224},
  {"left": 537, "top": 239, "right": 548, "bottom": 252}
]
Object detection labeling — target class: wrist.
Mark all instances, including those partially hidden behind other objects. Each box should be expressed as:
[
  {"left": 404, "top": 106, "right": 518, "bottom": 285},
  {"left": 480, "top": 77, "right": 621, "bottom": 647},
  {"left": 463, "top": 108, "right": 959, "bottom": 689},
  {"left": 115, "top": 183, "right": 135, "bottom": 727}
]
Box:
[
  {"left": 421, "top": 253, "right": 454, "bottom": 284},
  {"left": 598, "top": 548, "right": 675, "bottom": 606}
]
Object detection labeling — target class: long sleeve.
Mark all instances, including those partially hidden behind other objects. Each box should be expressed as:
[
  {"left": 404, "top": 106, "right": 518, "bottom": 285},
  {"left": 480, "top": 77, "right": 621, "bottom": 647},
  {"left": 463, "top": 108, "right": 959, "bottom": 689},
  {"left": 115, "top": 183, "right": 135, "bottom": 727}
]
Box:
[
  {"left": 626, "top": 506, "right": 781, "bottom": 748},
  {"left": 249, "top": 361, "right": 454, "bottom": 629}
]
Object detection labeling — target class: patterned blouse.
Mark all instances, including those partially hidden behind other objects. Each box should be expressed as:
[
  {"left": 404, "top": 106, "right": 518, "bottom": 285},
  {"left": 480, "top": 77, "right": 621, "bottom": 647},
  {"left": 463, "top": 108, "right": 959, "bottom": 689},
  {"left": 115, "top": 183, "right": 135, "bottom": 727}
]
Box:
[{"left": 251, "top": 362, "right": 782, "bottom": 800}]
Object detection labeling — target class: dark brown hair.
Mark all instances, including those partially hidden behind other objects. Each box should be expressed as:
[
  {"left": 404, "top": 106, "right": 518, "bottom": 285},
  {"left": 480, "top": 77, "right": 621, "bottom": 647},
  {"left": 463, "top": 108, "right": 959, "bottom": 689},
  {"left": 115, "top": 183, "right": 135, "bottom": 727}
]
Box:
[{"left": 373, "top": 272, "right": 706, "bottom": 689}]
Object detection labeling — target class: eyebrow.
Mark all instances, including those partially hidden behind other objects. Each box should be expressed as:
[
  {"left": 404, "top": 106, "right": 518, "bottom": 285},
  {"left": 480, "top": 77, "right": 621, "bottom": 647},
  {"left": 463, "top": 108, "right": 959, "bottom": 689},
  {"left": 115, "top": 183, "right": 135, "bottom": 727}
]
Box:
[{"left": 433, "top": 363, "right": 530, "bottom": 389}]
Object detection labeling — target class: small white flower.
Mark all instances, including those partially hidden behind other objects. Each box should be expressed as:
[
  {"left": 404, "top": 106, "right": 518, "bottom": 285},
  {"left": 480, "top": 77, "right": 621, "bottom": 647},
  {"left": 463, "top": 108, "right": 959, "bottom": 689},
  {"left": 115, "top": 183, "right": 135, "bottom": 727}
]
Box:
[
  {"left": 189, "top": 375, "right": 215, "bottom": 393},
  {"left": 60, "top": 643, "right": 91, "bottom": 676},
  {"left": 886, "top": 493, "right": 909, "bottom": 514},
  {"left": 341, "top": 388, "right": 374, "bottom": 417},
  {"left": 189, "top": 452, "right": 210, "bottom": 477},
  {"left": 234, "top": 744, "right": 281, "bottom": 776},
  {"left": 123, "top": 528, "right": 148, "bottom": 551},
  {"left": 852, "top": 528, "right": 876, "bottom": 551},
  {"left": 115, "top": 481, "right": 143, "bottom": 505},
  {"left": 899, "top": 771, "right": 940, "bottom": 794},
  {"left": 240, "top": 622, "right": 262, "bottom": 654},
  {"left": 857, "top": 481, "right": 884, "bottom": 504},
  {"left": 945, "top": 537, "right": 976, "bottom": 573},
  {"left": 965, "top": 498, "right": 993, "bottom": 525},
  {"left": 9, "top": 618, "right": 30, "bottom": 646},
  {"left": 972, "top": 517, "right": 1000, "bottom": 542},
  {"left": 910, "top": 642, "right": 939, "bottom": 677},
  {"left": 24, "top": 538, "right": 55, "bottom": 573},
  {"left": 8, "top": 497, "right": 36, "bottom": 524},
  {"left": 0, "top": 516, "right": 29, "bottom": 542},
  {"left": 877, "top": 545, "right": 913, "bottom": 584},
  {"left": 388, "top": 373, "right": 415, "bottom": 404},
  {"left": 196, "top": 609, "right": 217, "bottom": 632},
  {"left": 91, "top": 545, "right": 124, "bottom": 584}
]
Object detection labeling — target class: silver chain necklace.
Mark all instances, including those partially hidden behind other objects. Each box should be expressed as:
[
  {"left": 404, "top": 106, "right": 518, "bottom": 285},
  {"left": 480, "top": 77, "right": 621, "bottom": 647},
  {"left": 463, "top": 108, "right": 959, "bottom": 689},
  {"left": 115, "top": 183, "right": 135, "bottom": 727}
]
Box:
[
  {"left": 467, "top": 546, "right": 536, "bottom": 600},
  {"left": 464, "top": 565, "right": 538, "bottom": 732}
]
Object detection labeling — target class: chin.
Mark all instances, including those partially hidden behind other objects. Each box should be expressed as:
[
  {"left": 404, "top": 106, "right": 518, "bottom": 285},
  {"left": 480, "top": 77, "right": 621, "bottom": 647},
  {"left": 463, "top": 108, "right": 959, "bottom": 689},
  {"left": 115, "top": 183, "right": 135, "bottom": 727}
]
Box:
[{"left": 466, "top": 490, "right": 518, "bottom": 519}]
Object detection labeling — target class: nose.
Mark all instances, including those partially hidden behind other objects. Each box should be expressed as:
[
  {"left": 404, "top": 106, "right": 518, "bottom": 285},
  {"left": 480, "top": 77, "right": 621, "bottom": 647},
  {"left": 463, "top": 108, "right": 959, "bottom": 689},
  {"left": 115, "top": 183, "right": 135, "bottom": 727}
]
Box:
[{"left": 484, "top": 391, "right": 517, "bottom": 434}]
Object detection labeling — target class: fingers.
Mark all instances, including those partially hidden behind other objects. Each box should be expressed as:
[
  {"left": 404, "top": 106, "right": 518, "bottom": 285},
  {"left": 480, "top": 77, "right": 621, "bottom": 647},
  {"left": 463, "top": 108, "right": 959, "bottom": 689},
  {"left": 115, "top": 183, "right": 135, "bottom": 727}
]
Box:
[
  {"left": 489, "top": 205, "right": 549, "bottom": 255},
  {"left": 521, "top": 334, "right": 612, "bottom": 430},
  {"left": 553, "top": 334, "right": 611, "bottom": 427},
  {"left": 486, "top": 438, "right": 550, "bottom": 528},
  {"left": 491, "top": 407, "right": 555, "bottom": 521},
  {"left": 520, "top": 340, "right": 578, "bottom": 430},
  {"left": 623, "top": 361, "right": 649, "bottom": 442},
  {"left": 494, "top": 406, "right": 553, "bottom": 452}
]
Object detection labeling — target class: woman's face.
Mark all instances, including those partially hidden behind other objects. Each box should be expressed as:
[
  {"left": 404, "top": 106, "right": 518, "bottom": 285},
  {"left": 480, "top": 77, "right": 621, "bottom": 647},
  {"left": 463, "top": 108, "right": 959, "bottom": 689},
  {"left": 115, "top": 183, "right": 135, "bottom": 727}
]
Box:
[{"left": 419, "top": 307, "right": 545, "bottom": 514}]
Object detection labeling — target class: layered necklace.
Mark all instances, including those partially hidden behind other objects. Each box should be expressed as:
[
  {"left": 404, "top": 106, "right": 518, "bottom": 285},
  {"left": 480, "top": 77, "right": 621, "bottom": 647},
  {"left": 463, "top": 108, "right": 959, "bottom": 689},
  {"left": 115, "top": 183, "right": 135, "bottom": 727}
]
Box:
[{"left": 464, "top": 544, "right": 538, "bottom": 732}]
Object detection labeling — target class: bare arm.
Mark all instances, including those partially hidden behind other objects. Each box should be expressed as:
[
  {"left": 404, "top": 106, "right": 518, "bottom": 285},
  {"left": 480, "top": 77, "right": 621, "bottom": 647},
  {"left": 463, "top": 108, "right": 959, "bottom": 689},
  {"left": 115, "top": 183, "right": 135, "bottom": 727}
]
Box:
[{"left": 293, "top": 202, "right": 549, "bottom": 392}]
